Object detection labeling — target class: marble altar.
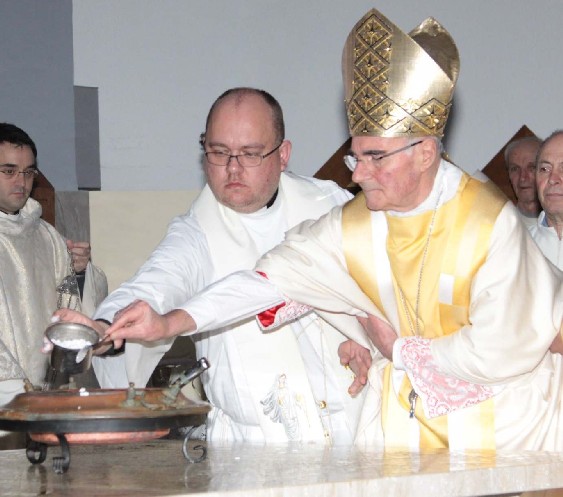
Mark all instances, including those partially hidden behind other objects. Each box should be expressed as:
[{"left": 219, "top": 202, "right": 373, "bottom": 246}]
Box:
[{"left": 0, "top": 440, "right": 562, "bottom": 496}]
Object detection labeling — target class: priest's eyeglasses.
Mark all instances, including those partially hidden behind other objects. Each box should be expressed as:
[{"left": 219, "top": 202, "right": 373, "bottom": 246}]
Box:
[
  {"left": 205, "top": 143, "right": 282, "bottom": 168},
  {"left": 343, "top": 140, "right": 423, "bottom": 172},
  {"left": 0, "top": 167, "right": 39, "bottom": 180}
]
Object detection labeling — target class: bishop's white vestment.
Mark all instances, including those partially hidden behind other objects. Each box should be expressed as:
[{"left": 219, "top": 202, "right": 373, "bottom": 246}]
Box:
[{"left": 184, "top": 161, "right": 563, "bottom": 451}]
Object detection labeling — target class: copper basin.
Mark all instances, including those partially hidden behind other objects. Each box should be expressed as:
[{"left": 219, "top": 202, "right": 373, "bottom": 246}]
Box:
[{"left": 0, "top": 387, "right": 210, "bottom": 445}]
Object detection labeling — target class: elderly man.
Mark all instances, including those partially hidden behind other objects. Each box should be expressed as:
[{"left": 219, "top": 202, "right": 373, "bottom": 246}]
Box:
[
  {"left": 98, "top": 10, "right": 563, "bottom": 452},
  {"left": 504, "top": 136, "right": 542, "bottom": 227},
  {"left": 528, "top": 131, "right": 563, "bottom": 357},
  {"left": 529, "top": 130, "right": 563, "bottom": 269},
  {"left": 0, "top": 123, "right": 107, "bottom": 408},
  {"left": 58, "top": 87, "right": 369, "bottom": 444}
]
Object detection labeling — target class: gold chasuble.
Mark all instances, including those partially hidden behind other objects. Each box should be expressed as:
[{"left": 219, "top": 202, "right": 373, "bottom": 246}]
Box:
[{"left": 342, "top": 172, "right": 507, "bottom": 449}]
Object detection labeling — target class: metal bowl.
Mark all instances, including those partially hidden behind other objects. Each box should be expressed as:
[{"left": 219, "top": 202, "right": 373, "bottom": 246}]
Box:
[{"left": 46, "top": 322, "right": 100, "bottom": 375}]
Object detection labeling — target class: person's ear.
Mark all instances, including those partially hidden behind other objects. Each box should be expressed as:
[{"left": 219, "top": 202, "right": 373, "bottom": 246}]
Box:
[
  {"left": 279, "top": 140, "right": 292, "bottom": 171},
  {"left": 419, "top": 138, "right": 439, "bottom": 172}
]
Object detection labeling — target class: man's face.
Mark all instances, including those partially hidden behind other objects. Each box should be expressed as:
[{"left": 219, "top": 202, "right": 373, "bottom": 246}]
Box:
[
  {"left": 536, "top": 134, "right": 563, "bottom": 221},
  {"left": 506, "top": 141, "right": 540, "bottom": 204},
  {"left": 350, "top": 136, "right": 426, "bottom": 212},
  {"left": 0, "top": 142, "right": 36, "bottom": 214},
  {"left": 203, "top": 95, "right": 289, "bottom": 214}
]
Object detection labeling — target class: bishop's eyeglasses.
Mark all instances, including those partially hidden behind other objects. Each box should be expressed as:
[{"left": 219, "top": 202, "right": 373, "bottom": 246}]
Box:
[{"left": 343, "top": 140, "right": 423, "bottom": 172}]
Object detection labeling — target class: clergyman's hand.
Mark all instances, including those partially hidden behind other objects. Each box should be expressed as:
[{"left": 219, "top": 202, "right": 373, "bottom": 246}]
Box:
[
  {"left": 48, "top": 309, "right": 112, "bottom": 355},
  {"left": 357, "top": 314, "right": 397, "bottom": 361},
  {"left": 338, "top": 339, "right": 372, "bottom": 397},
  {"left": 104, "top": 300, "right": 196, "bottom": 345},
  {"left": 66, "top": 240, "right": 91, "bottom": 273},
  {"left": 550, "top": 330, "right": 563, "bottom": 355}
]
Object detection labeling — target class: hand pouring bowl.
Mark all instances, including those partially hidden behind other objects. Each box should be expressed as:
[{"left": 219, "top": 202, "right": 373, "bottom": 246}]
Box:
[{"left": 46, "top": 322, "right": 100, "bottom": 375}]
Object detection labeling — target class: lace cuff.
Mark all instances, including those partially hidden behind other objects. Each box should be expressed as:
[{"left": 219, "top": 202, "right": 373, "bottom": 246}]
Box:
[
  {"left": 255, "top": 271, "right": 311, "bottom": 330},
  {"left": 400, "top": 337, "right": 497, "bottom": 418},
  {"left": 257, "top": 301, "right": 312, "bottom": 330}
]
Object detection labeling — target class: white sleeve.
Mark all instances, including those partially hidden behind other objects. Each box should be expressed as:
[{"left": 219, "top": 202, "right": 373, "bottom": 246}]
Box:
[
  {"left": 93, "top": 214, "right": 212, "bottom": 322},
  {"left": 180, "top": 207, "right": 382, "bottom": 337},
  {"left": 180, "top": 271, "right": 286, "bottom": 332},
  {"left": 431, "top": 204, "right": 563, "bottom": 384},
  {"left": 257, "top": 208, "right": 382, "bottom": 318}
]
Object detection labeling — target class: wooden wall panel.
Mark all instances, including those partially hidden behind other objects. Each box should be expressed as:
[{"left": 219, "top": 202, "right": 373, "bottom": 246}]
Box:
[
  {"left": 31, "top": 171, "right": 55, "bottom": 227},
  {"left": 481, "top": 125, "right": 538, "bottom": 204}
]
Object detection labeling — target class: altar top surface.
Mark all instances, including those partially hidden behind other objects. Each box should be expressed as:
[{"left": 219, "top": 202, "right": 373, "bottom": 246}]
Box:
[{"left": 1, "top": 440, "right": 562, "bottom": 497}]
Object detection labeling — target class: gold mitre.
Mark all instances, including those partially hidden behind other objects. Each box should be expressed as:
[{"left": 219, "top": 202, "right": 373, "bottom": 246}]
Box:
[{"left": 342, "top": 9, "right": 460, "bottom": 138}]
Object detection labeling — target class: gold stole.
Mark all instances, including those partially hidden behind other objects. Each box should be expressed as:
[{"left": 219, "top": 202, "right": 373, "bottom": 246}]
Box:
[{"left": 342, "top": 174, "right": 507, "bottom": 449}]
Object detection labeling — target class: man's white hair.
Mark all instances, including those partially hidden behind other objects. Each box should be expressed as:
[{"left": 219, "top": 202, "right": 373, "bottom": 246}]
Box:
[{"left": 504, "top": 136, "right": 541, "bottom": 166}]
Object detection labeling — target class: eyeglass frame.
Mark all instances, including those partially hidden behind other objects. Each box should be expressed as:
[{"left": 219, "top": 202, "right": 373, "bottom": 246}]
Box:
[
  {"left": 201, "top": 137, "right": 283, "bottom": 168},
  {"left": 343, "top": 140, "right": 424, "bottom": 172},
  {"left": 0, "top": 166, "right": 39, "bottom": 180}
]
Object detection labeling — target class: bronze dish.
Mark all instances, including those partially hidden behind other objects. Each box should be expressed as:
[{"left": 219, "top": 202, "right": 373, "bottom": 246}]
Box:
[{"left": 0, "top": 358, "right": 211, "bottom": 473}]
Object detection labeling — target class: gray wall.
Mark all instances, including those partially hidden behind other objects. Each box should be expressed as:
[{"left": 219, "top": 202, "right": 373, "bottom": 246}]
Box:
[
  {"left": 2, "top": 1, "right": 563, "bottom": 192},
  {"left": 72, "top": 1, "right": 563, "bottom": 191},
  {"left": 0, "top": 0, "right": 77, "bottom": 191},
  {"left": 74, "top": 86, "right": 101, "bottom": 190}
]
